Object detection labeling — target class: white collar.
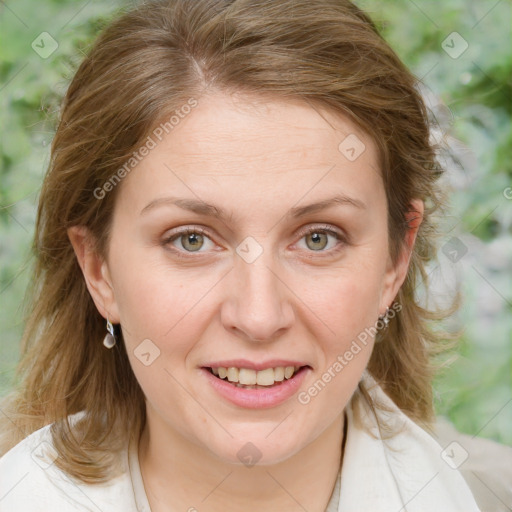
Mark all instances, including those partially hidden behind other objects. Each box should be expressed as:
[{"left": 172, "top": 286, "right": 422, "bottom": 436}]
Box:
[{"left": 333, "top": 371, "right": 480, "bottom": 511}]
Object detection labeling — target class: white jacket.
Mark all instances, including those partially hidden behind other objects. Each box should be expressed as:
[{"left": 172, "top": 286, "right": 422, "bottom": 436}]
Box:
[{"left": 0, "top": 374, "right": 481, "bottom": 511}]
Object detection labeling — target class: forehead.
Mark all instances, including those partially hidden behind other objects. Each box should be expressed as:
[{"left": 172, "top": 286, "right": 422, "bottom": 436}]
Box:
[{"left": 117, "top": 91, "right": 384, "bottom": 214}]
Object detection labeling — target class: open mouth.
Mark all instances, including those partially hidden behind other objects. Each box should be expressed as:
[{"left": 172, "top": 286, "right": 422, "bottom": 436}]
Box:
[{"left": 205, "top": 365, "right": 309, "bottom": 389}]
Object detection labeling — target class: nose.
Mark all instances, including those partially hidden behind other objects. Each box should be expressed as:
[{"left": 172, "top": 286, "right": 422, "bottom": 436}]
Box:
[{"left": 220, "top": 255, "right": 295, "bottom": 343}]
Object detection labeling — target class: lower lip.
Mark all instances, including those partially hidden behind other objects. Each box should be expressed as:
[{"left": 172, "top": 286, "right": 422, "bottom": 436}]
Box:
[{"left": 201, "top": 367, "right": 310, "bottom": 409}]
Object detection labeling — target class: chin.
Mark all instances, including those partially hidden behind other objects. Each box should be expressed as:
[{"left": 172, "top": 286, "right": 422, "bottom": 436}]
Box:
[{"left": 205, "top": 429, "right": 307, "bottom": 468}]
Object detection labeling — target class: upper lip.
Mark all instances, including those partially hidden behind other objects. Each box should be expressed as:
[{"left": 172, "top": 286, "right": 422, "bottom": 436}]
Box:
[{"left": 202, "top": 359, "right": 311, "bottom": 371}]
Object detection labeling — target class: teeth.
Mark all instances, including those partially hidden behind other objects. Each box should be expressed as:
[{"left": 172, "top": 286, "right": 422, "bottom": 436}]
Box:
[
  {"left": 227, "top": 367, "right": 239, "bottom": 382},
  {"left": 284, "top": 366, "right": 295, "bottom": 379},
  {"left": 211, "top": 365, "right": 302, "bottom": 386},
  {"left": 239, "top": 368, "right": 257, "bottom": 385},
  {"left": 274, "top": 366, "right": 285, "bottom": 382},
  {"left": 256, "top": 368, "right": 274, "bottom": 386}
]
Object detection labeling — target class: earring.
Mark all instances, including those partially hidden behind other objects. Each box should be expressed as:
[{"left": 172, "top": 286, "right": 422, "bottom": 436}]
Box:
[
  {"left": 378, "top": 307, "right": 390, "bottom": 330},
  {"left": 103, "top": 319, "right": 116, "bottom": 349}
]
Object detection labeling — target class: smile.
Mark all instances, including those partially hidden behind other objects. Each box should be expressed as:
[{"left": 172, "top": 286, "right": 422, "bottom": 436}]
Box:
[
  {"left": 201, "top": 362, "right": 311, "bottom": 408},
  {"left": 207, "top": 365, "right": 303, "bottom": 388}
]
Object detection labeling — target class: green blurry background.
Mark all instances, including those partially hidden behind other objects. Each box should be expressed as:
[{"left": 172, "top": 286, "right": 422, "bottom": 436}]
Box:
[{"left": 1, "top": 0, "right": 511, "bottom": 444}]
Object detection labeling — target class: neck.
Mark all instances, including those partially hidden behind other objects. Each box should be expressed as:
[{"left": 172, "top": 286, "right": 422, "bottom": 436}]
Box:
[{"left": 139, "top": 413, "right": 344, "bottom": 512}]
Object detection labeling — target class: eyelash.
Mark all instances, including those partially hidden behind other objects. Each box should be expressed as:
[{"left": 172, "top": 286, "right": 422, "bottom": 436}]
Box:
[{"left": 161, "top": 224, "right": 347, "bottom": 257}]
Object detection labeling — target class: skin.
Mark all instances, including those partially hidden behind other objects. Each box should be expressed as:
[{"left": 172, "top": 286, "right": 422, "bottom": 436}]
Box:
[{"left": 69, "top": 91, "right": 423, "bottom": 511}]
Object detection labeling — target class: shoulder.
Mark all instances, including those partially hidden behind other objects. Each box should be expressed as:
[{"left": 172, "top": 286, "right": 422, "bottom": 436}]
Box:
[
  {"left": 340, "top": 372, "right": 481, "bottom": 512},
  {"left": 0, "top": 422, "right": 80, "bottom": 510},
  {"left": 434, "top": 417, "right": 512, "bottom": 511},
  {"left": 0, "top": 418, "right": 136, "bottom": 512}
]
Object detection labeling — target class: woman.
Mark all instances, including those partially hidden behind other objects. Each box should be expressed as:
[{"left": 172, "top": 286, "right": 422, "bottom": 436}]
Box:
[{"left": 0, "top": 0, "right": 481, "bottom": 510}]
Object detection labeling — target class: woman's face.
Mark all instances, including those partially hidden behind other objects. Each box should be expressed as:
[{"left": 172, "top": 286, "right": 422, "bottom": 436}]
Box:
[{"left": 96, "top": 91, "right": 408, "bottom": 465}]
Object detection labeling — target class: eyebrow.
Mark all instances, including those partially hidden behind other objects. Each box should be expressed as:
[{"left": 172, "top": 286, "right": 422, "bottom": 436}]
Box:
[
  {"left": 289, "top": 195, "right": 366, "bottom": 217},
  {"left": 140, "top": 194, "right": 366, "bottom": 219},
  {"left": 140, "top": 197, "right": 224, "bottom": 218}
]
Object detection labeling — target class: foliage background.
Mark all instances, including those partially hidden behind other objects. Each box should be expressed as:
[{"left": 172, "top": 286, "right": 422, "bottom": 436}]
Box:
[{"left": 0, "top": 0, "right": 511, "bottom": 444}]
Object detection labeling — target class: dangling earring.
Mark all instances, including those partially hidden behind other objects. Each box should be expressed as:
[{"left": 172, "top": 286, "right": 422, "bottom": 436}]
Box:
[
  {"left": 103, "top": 319, "right": 116, "bottom": 349},
  {"left": 378, "top": 307, "right": 390, "bottom": 330}
]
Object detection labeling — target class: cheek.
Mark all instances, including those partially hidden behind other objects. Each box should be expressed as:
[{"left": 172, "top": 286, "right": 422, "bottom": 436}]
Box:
[
  {"left": 298, "top": 263, "right": 385, "bottom": 341},
  {"left": 109, "top": 244, "right": 225, "bottom": 350},
  {"left": 294, "top": 270, "right": 382, "bottom": 421}
]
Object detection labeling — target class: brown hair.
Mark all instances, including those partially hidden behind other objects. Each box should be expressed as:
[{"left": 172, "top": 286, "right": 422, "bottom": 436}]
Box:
[{"left": 1, "top": 0, "right": 449, "bottom": 482}]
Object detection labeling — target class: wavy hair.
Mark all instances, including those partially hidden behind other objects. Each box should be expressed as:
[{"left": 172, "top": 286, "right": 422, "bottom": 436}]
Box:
[{"left": 1, "top": 0, "right": 450, "bottom": 482}]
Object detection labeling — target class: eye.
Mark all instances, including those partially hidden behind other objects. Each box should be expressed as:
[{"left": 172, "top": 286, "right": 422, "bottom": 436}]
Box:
[
  {"left": 295, "top": 225, "right": 345, "bottom": 253},
  {"left": 163, "top": 227, "right": 216, "bottom": 253}
]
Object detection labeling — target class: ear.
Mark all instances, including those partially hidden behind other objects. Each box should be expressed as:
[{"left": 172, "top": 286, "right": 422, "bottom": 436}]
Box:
[
  {"left": 67, "top": 226, "right": 120, "bottom": 323},
  {"left": 379, "top": 199, "right": 424, "bottom": 313}
]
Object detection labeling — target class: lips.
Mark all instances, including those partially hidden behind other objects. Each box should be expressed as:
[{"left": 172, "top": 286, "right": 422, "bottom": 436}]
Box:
[
  {"left": 201, "top": 362, "right": 311, "bottom": 408},
  {"left": 200, "top": 359, "right": 311, "bottom": 408}
]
